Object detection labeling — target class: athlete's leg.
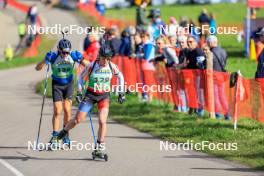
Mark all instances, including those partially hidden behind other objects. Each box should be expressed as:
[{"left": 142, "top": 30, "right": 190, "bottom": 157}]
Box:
[
  {"left": 51, "top": 81, "right": 64, "bottom": 133},
  {"left": 97, "top": 108, "right": 109, "bottom": 143},
  {"left": 64, "top": 111, "right": 87, "bottom": 131},
  {"left": 57, "top": 99, "right": 93, "bottom": 140},
  {"left": 53, "top": 101, "right": 63, "bottom": 132},
  {"left": 63, "top": 99, "right": 72, "bottom": 125},
  {"left": 63, "top": 81, "right": 74, "bottom": 126},
  {"left": 50, "top": 101, "right": 63, "bottom": 144},
  {"left": 97, "top": 99, "right": 109, "bottom": 143}
]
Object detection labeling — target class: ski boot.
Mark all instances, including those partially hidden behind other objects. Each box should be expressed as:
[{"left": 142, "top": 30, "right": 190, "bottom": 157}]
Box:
[
  {"left": 92, "top": 145, "right": 108, "bottom": 161},
  {"left": 62, "top": 133, "right": 71, "bottom": 148},
  {"left": 48, "top": 131, "right": 60, "bottom": 150}
]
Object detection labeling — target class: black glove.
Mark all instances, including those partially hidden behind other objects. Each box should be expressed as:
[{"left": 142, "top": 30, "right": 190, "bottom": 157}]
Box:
[
  {"left": 118, "top": 93, "right": 125, "bottom": 104},
  {"left": 76, "top": 93, "right": 83, "bottom": 104}
]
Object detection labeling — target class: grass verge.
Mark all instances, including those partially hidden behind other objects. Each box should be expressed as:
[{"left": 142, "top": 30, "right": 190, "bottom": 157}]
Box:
[
  {"left": 106, "top": 3, "right": 264, "bottom": 25},
  {"left": 0, "top": 36, "right": 56, "bottom": 70}
]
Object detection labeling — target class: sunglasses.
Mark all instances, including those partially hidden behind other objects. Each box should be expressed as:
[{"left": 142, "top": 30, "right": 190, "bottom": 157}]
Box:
[
  {"left": 100, "top": 57, "right": 111, "bottom": 60},
  {"left": 62, "top": 51, "right": 70, "bottom": 55},
  {"left": 187, "top": 40, "right": 194, "bottom": 44}
]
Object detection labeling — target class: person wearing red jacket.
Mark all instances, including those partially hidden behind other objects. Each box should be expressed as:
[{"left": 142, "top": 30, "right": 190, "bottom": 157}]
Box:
[{"left": 83, "top": 34, "right": 100, "bottom": 62}]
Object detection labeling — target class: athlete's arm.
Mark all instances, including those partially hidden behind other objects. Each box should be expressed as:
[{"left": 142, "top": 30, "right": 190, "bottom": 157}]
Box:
[
  {"left": 80, "top": 59, "right": 89, "bottom": 67},
  {"left": 35, "top": 59, "right": 46, "bottom": 71},
  {"left": 71, "top": 50, "right": 89, "bottom": 67},
  {"left": 36, "top": 51, "right": 57, "bottom": 71},
  {"left": 111, "top": 62, "right": 125, "bottom": 94},
  {"left": 115, "top": 69, "right": 125, "bottom": 104},
  {"left": 77, "top": 62, "right": 93, "bottom": 93}
]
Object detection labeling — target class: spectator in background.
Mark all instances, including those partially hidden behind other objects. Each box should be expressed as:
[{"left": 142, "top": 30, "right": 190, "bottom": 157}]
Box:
[
  {"left": 15, "top": 22, "right": 27, "bottom": 53},
  {"left": 175, "top": 35, "right": 189, "bottom": 113},
  {"left": 186, "top": 36, "right": 206, "bottom": 70},
  {"left": 255, "top": 28, "right": 264, "bottom": 102},
  {"left": 207, "top": 35, "right": 230, "bottom": 120},
  {"left": 256, "top": 28, "right": 264, "bottom": 79},
  {"left": 137, "top": 32, "right": 156, "bottom": 102},
  {"left": 4, "top": 44, "right": 14, "bottom": 61},
  {"left": 83, "top": 34, "right": 99, "bottom": 62},
  {"left": 147, "top": 8, "right": 165, "bottom": 40},
  {"left": 154, "top": 36, "right": 179, "bottom": 67},
  {"left": 209, "top": 13, "right": 217, "bottom": 35},
  {"left": 26, "top": 4, "right": 38, "bottom": 25},
  {"left": 179, "top": 16, "right": 188, "bottom": 28},
  {"left": 167, "top": 17, "right": 178, "bottom": 36},
  {"left": 168, "top": 35, "right": 179, "bottom": 56},
  {"left": 104, "top": 28, "right": 121, "bottom": 56},
  {"left": 178, "top": 16, "right": 189, "bottom": 36},
  {"left": 189, "top": 19, "right": 200, "bottom": 42},
  {"left": 178, "top": 35, "right": 189, "bottom": 67},
  {"left": 203, "top": 44, "right": 215, "bottom": 118},
  {"left": 198, "top": 8, "right": 210, "bottom": 27},
  {"left": 186, "top": 35, "right": 206, "bottom": 116},
  {"left": 198, "top": 8, "right": 210, "bottom": 41},
  {"left": 136, "top": 0, "right": 149, "bottom": 31},
  {"left": 133, "top": 33, "right": 144, "bottom": 56},
  {"left": 119, "top": 30, "right": 132, "bottom": 57},
  {"left": 83, "top": 27, "right": 94, "bottom": 51},
  {"left": 127, "top": 26, "right": 137, "bottom": 53},
  {"left": 83, "top": 35, "right": 90, "bottom": 51},
  {"left": 95, "top": 0, "right": 106, "bottom": 16}
]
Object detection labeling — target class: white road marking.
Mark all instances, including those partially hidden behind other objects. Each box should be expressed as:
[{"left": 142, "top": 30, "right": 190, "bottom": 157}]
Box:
[{"left": 0, "top": 159, "right": 24, "bottom": 176}]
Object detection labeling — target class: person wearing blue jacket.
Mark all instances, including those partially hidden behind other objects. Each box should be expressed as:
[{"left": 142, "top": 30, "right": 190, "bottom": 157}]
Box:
[
  {"left": 256, "top": 28, "right": 264, "bottom": 79},
  {"left": 119, "top": 30, "right": 132, "bottom": 57},
  {"left": 134, "top": 32, "right": 156, "bottom": 101},
  {"left": 35, "top": 39, "right": 87, "bottom": 147}
]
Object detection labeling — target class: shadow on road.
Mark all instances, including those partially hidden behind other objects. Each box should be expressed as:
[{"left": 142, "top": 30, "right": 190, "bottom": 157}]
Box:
[
  {"left": 0, "top": 152, "right": 104, "bottom": 162},
  {"left": 0, "top": 146, "right": 28, "bottom": 149},
  {"left": 191, "top": 167, "right": 261, "bottom": 173}
]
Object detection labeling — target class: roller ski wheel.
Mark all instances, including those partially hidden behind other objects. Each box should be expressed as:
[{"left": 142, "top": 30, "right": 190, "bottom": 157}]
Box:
[{"left": 92, "top": 151, "right": 108, "bottom": 162}]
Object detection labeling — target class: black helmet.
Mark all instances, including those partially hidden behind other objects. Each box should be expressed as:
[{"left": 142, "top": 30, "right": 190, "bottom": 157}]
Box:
[
  {"left": 57, "top": 39, "right": 71, "bottom": 52},
  {"left": 99, "top": 40, "right": 114, "bottom": 58},
  {"left": 148, "top": 8, "right": 161, "bottom": 19}
]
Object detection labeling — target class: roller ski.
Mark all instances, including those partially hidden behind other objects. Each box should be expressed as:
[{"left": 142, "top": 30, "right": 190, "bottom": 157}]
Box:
[
  {"left": 47, "top": 132, "right": 61, "bottom": 151},
  {"left": 92, "top": 146, "right": 108, "bottom": 161}
]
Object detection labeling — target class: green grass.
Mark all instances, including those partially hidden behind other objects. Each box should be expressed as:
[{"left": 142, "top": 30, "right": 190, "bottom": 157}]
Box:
[
  {"left": 109, "top": 94, "right": 264, "bottom": 170},
  {"left": 106, "top": 3, "right": 264, "bottom": 24},
  {"left": 0, "top": 36, "right": 55, "bottom": 70}
]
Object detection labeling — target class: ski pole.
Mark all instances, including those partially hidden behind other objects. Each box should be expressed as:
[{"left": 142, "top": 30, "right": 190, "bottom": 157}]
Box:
[
  {"left": 88, "top": 112, "right": 97, "bottom": 147},
  {"left": 35, "top": 64, "right": 50, "bottom": 150}
]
